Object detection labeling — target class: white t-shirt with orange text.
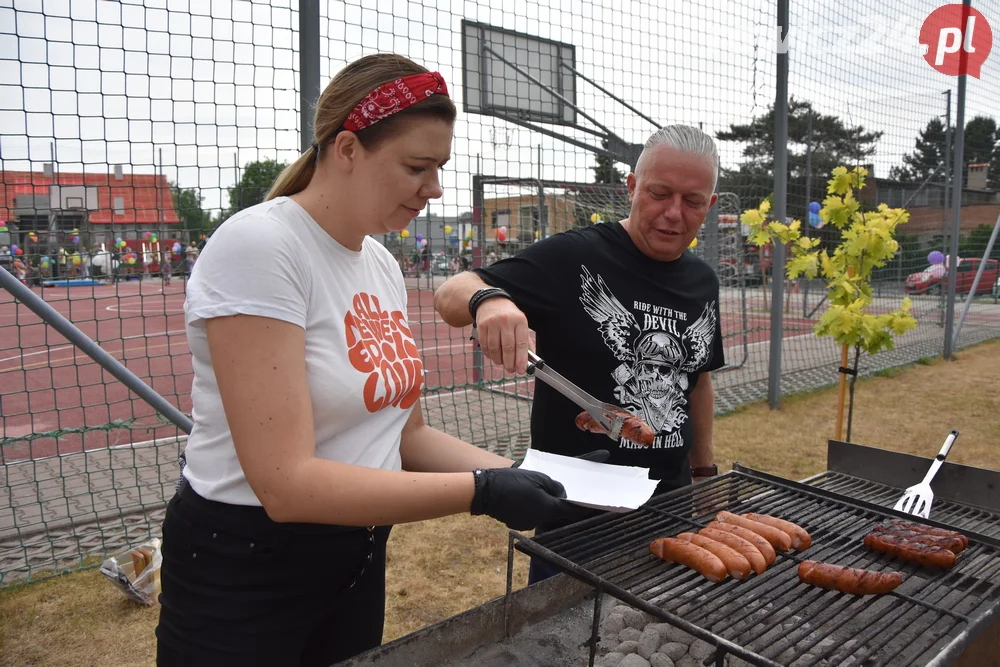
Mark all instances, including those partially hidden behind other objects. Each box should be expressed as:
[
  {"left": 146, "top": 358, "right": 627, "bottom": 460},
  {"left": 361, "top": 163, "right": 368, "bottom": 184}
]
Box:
[{"left": 182, "top": 196, "right": 423, "bottom": 506}]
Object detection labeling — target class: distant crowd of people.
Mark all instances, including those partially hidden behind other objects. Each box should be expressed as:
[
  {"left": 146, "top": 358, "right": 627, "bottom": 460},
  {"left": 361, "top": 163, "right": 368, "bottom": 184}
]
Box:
[{"left": 1, "top": 240, "right": 202, "bottom": 286}]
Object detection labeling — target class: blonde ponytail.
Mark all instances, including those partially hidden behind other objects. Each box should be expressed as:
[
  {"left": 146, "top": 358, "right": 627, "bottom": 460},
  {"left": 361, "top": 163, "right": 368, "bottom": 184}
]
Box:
[{"left": 265, "top": 148, "right": 318, "bottom": 201}]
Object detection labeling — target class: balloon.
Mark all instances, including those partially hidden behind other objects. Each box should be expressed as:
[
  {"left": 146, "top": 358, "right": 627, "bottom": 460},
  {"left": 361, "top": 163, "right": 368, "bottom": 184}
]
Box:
[
  {"left": 400, "top": 229, "right": 410, "bottom": 238},
  {"left": 466, "top": 230, "right": 473, "bottom": 239},
  {"left": 15, "top": 248, "right": 23, "bottom": 255},
  {"left": 144, "top": 232, "right": 152, "bottom": 240},
  {"left": 10, "top": 245, "right": 17, "bottom": 252},
  {"left": 151, "top": 234, "right": 158, "bottom": 243},
  {"left": 72, "top": 256, "right": 81, "bottom": 265},
  {"left": 116, "top": 237, "right": 122, "bottom": 243},
  {"left": 497, "top": 231, "right": 507, "bottom": 242},
  {"left": 928, "top": 250, "right": 945, "bottom": 265},
  {"left": 415, "top": 234, "right": 423, "bottom": 243},
  {"left": 590, "top": 212, "right": 602, "bottom": 223},
  {"left": 127, "top": 257, "right": 136, "bottom": 265},
  {"left": 173, "top": 242, "right": 182, "bottom": 252},
  {"left": 809, "top": 201, "right": 821, "bottom": 214},
  {"left": 689, "top": 237, "right": 698, "bottom": 249},
  {"left": 72, "top": 235, "right": 80, "bottom": 244},
  {"left": 444, "top": 225, "right": 452, "bottom": 234},
  {"left": 420, "top": 239, "right": 428, "bottom": 247}
]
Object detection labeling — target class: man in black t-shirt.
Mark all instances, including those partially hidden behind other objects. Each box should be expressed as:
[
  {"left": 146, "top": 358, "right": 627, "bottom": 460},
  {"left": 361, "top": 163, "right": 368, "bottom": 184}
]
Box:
[{"left": 434, "top": 125, "right": 725, "bottom": 582}]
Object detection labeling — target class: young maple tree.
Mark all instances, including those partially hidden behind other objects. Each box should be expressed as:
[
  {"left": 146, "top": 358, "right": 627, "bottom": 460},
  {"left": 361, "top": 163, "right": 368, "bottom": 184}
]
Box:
[{"left": 741, "top": 165, "right": 918, "bottom": 437}]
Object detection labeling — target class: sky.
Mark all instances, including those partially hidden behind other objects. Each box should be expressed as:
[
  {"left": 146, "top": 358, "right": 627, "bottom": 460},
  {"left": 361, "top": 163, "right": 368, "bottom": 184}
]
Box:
[{"left": 2, "top": 0, "right": 999, "bottom": 219}]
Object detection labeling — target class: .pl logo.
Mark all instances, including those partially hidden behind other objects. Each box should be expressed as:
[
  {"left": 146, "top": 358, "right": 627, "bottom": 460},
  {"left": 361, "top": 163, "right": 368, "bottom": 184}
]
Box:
[{"left": 920, "top": 5, "right": 993, "bottom": 78}]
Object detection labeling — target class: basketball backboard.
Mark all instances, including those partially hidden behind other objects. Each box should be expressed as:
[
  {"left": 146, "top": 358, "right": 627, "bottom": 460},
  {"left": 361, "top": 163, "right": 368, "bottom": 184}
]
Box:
[
  {"left": 462, "top": 20, "right": 576, "bottom": 126},
  {"left": 460, "top": 20, "right": 652, "bottom": 171},
  {"left": 49, "top": 185, "right": 99, "bottom": 211}
]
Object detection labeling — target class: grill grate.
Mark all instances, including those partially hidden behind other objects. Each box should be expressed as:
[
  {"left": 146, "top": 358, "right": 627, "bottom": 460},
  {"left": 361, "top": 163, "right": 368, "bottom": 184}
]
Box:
[
  {"left": 512, "top": 467, "right": 1000, "bottom": 667},
  {"left": 804, "top": 471, "right": 1000, "bottom": 539}
]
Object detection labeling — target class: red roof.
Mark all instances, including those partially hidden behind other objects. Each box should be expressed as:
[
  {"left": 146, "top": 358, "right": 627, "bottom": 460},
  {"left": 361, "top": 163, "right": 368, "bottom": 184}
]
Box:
[{"left": 0, "top": 170, "right": 180, "bottom": 225}]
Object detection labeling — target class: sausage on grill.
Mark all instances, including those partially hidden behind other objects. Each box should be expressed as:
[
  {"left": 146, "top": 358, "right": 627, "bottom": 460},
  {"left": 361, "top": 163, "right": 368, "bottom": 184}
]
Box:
[
  {"left": 574, "top": 410, "right": 655, "bottom": 446},
  {"left": 649, "top": 537, "right": 728, "bottom": 582},
  {"left": 869, "top": 525, "right": 966, "bottom": 554},
  {"left": 677, "top": 532, "right": 752, "bottom": 580},
  {"left": 863, "top": 532, "right": 957, "bottom": 569},
  {"left": 714, "top": 512, "right": 792, "bottom": 552},
  {"left": 798, "top": 561, "right": 903, "bottom": 595},
  {"left": 743, "top": 513, "right": 812, "bottom": 550},
  {"left": 706, "top": 522, "right": 777, "bottom": 565},
  {"left": 883, "top": 520, "right": 969, "bottom": 550},
  {"left": 699, "top": 526, "right": 768, "bottom": 575}
]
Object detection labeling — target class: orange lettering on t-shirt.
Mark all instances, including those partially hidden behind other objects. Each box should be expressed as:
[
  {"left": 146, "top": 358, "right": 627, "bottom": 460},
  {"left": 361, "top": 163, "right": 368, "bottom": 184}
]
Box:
[{"left": 345, "top": 292, "right": 424, "bottom": 412}]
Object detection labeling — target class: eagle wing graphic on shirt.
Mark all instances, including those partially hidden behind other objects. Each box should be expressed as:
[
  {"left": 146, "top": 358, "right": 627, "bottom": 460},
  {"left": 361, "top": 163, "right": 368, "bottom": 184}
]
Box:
[
  {"left": 579, "top": 266, "right": 717, "bottom": 445},
  {"left": 578, "top": 266, "right": 641, "bottom": 364}
]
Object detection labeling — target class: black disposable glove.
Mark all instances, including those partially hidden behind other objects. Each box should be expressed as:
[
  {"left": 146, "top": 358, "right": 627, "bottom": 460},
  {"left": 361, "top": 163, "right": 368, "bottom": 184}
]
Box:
[{"left": 470, "top": 467, "right": 595, "bottom": 531}]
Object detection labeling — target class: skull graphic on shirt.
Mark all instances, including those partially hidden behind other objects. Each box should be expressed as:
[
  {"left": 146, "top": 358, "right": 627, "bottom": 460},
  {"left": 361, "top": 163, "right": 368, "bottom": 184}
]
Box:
[{"left": 578, "top": 266, "right": 717, "bottom": 439}]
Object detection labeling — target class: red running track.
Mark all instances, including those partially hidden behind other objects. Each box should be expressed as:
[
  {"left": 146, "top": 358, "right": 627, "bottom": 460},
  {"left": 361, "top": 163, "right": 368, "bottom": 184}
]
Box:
[{"left": 0, "top": 283, "right": 798, "bottom": 462}]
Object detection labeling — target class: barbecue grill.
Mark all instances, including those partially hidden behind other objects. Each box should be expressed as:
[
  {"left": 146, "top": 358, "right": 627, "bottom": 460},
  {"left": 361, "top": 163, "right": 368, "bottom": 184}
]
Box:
[{"left": 340, "top": 441, "right": 1000, "bottom": 667}]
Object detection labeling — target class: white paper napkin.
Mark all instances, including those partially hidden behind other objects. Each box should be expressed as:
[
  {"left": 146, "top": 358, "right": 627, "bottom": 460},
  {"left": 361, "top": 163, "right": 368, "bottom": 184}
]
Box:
[{"left": 517, "top": 449, "right": 659, "bottom": 512}]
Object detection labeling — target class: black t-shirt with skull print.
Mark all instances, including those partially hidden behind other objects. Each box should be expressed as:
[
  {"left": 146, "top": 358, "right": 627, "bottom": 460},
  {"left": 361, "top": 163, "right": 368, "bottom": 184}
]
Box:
[{"left": 473, "top": 221, "right": 725, "bottom": 493}]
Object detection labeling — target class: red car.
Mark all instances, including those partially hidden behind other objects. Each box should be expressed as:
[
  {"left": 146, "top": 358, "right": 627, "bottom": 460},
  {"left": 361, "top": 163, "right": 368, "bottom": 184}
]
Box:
[{"left": 904, "top": 257, "right": 999, "bottom": 295}]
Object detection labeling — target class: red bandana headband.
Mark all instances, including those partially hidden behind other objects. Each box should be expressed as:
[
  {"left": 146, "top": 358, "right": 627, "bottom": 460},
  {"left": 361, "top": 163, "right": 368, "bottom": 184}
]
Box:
[{"left": 343, "top": 72, "right": 449, "bottom": 132}]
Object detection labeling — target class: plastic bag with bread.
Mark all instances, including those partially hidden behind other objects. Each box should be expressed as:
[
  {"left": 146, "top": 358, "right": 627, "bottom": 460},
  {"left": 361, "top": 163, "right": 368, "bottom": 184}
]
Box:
[{"left": 99, "top": 538, "right": 162, "bottom": 606}]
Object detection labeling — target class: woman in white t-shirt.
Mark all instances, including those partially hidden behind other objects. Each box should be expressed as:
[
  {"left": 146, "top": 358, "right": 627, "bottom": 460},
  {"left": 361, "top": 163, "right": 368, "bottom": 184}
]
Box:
[{"left": 154, "top": 54, "right": 603, "bottom": 667}]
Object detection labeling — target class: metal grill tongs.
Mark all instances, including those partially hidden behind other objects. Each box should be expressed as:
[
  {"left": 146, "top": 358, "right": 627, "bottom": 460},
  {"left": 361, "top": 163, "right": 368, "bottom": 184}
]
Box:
[
  {"left": 525, "top": 350, "right": 627, "bottom": 442},
  {"left": 470, "top": 327, "right": 627, "bottom": 442}
]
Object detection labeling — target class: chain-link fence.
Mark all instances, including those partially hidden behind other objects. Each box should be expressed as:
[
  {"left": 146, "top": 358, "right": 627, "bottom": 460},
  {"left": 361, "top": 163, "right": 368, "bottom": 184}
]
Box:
[{"left": 2, "top": 0, "right": 999, "bottom": 586}]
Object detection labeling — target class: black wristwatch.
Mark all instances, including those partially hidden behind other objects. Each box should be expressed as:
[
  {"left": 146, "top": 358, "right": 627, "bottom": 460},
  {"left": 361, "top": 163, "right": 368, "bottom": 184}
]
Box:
[
  {"left": 468, "top": 287, "right": 513, "bottom": 323},
  {"left": 691, "top": 464, "right": 718, "bottom": 477}
]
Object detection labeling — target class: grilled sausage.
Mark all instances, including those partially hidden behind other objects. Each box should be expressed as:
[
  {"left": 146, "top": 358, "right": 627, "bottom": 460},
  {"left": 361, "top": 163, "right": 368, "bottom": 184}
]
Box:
[
  {"left": 714, "top": 512, "right": 792, "bottom": 553},
  {"left": 699, "top": 526, "right": 768, "bottom": 575},
  {"left": 677, "top": 532, "right": 753, "bottom": 580},
  {"left": 869, "top": 525, "right": 966, "bottom": 554},
  {"left": 884, "top": 520, "right": 969, "bottom": 550},
  {"left": 574, "top": 410, "right": 655, "bottom": 446},
  {"left": 798, "top": 561, "right": 903, "bottom": 595},
  {"left": 706, "top": 522, "right": 777, "bottom": 565},
  {"left": 863, "top": 532, "right": 957, "bottom": 569},
  {"left": 743, "top": 513, "right": 812, "bottom": 550},
  {"left": 649, "top": 537, "right": 728, "bottom": 582}
]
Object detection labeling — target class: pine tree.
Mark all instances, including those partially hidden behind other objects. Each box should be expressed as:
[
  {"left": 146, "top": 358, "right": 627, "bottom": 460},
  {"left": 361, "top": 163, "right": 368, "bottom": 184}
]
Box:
[
  {"left": 894, "top": 118, "right": 947, "bottom": 183},
  {"left": 592, "top": 137, "right": 625, "bottom": 184},
  {"left": 715, "top": 98, "right": 882, "bottom": 211},
  {"left": 963, "top": 116, "right": 997, "bottom": 176}
]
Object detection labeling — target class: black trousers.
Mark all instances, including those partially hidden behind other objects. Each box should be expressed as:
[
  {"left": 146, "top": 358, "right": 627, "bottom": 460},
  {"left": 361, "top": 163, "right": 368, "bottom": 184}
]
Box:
[{"left": 155, "top": 482, "right": 392, "bottom": 667}]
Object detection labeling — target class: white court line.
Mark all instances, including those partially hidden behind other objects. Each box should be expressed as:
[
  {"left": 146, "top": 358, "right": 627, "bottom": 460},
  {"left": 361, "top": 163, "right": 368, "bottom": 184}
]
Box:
[
  {"left": 0, "top": 329, "right": 188, "bottom": 365},
  {"left": 422, "top": 379, "right": 521, "bottom": 402},
  {"left": 726, "top": 330, "right": 815, "bottom": 353},
  {"left": 2, "top": 339, "right": 470, "bottom": 366}
]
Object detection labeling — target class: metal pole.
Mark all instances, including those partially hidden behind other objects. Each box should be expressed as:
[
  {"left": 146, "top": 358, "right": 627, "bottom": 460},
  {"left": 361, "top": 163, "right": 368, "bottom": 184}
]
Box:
[
  {"left": 803, "top": 109, "right": 813, "bottom": 317},
  {"left": 941, "top": 89, "right": 952, "bottom": 327},
  {"left": 953, "top": 213, "right": 1000, "bottom": 343},
  {"left": 944, "top": 1, "right": 970, "bottom": 360},
  {"left": 0, "top": 268, "right": 193, "bottom": 433},
  {"left": 472, "top": 173, "right": 485, "bottom": 383},
  {"left": 768, "top": 0, "right": 790, "bottom": 409},
  {"left": 299, "top": 0, "right": 321, "bottom": 152}
]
